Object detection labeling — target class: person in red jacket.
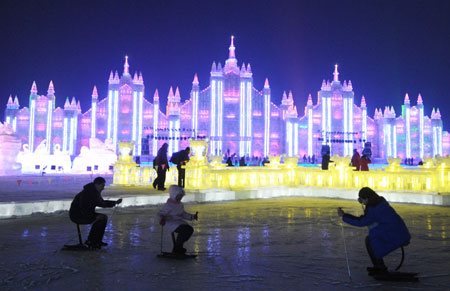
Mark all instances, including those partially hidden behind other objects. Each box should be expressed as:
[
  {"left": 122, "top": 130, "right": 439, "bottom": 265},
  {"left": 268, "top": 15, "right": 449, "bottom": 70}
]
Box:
[
  {"left": 351, "top": 149, "right": 361, "bottom": 171},
  {"left": 360, "top": 154, "right": 371, "bottom": 171}
]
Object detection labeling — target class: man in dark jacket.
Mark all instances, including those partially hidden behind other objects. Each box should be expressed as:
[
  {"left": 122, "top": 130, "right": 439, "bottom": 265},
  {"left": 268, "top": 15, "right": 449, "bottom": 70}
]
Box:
[
  {"left": 321, "top": 151, "right": 333, "bottom": 170},
  {"left": 337, "top": 187, "right": 411, "bottom": 272},
  {"left": 69, "top": 177, "right": 122, "bottom": 249},
  {"left": 173, "top": 147, "right": 190, "bottom": 188}
]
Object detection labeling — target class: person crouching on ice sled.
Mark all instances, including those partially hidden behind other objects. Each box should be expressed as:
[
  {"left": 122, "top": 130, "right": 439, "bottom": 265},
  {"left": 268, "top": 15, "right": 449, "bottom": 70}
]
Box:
[
  {"left": 69, "top": 177, "right": 122, "bottom": 249},
  {"left": 337, "top": 187, "right": 411, "bottom": 273},
  {"left": 158, "top": 185, "right": 198, "bottom": 254}
]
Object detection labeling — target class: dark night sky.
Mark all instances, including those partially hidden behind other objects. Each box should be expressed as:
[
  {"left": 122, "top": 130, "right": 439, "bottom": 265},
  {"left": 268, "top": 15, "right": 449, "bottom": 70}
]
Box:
[{"left": 1, "top": 0, "right": 450, "bottom": 125}]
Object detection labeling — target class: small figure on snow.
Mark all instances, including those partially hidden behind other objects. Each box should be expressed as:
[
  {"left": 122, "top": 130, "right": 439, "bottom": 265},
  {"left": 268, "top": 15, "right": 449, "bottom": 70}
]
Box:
[
  {"left": 321, "top": 151, "right": 333, "bottom": 170},
  {"left": 170, "top": 147, "right": 190, "bottom": 188},
  {"left": 360, "top": 154, "right": 371, "bottom": 171},
  {"left": 153, "top": 143, "right": 170, "bottom": 191},
  {"left": 351, "top": 149, "right": 360, "bottom": 171},
  {"left": 69, "top": 177, "right": 122, "bottom": 249},
  {"left": 158, "top": 185, "right": 198, "bottom": 255},
  {"left": 337, "top": 187, "right": 411, "bottom": 273}
]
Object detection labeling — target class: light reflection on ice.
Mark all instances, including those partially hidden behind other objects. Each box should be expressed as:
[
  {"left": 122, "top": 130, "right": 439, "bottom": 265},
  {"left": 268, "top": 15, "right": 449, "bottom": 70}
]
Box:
[
  {"left": 237, "top": 227, "right": 250, "bottom": 261},
  {"left": 40, "top": 226, "right": 47, "bottom": 237},
  {"left": 22, "top": 229, "right": 29, "bottom": 237},
  {"left": 129, "top": 217, "right": 141, "bottom": 247},
  {"left": 206, "top": 228, "right": 221, "bottom": 256}
]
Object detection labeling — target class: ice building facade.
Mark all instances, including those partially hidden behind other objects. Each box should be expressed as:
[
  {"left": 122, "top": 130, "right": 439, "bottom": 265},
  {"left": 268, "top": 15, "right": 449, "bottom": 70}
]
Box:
[{"left": 4, "top": 37, "right": 450, "bottom": 159}]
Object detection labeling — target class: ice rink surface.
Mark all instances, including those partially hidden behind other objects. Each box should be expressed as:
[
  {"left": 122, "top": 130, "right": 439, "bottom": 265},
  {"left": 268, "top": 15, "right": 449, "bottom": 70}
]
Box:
[{"left": 0, "top": 197, "right": 449, "bottom": 290}]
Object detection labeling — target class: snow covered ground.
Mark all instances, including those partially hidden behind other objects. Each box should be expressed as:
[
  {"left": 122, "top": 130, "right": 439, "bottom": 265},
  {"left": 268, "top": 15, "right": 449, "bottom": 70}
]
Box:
[{"left": 0, "top": 197, "right": 449, "bottom": 290}]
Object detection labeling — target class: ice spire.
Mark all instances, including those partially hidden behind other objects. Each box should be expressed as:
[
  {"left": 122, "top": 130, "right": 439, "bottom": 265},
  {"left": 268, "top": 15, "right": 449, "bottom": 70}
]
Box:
[
  {"left": 192, "top": 74, "right": 199, "bottom": 85},
  {"left": 168, "top": 86, "right": 174, "bottom": 98},
  {"left": 114, "top": 70, "right": 119, "bottom": 80},
  {"left": 321, "top": 79, "right": 326, "bottom": 90},
  {"left": 14, "top": 95, "right": 19, "bottom": 106},
  {"left": 7, "top": 95, "right": 13, "bottom": 106},
  {"left": 404, "top": 93, "right": 410, "bottom": 104},
  {"left": 241, "top": 63, "right": 246, "bottom": 73},
  {"left": 123, "top": 55, "right": 130, "bottom": 76},
  {"left": 217, "top": 62, "right": 222, "bottom": 71},
  {"left": 282, "top": 91, "right": 287, "bottom": 102},
  {"left": 92, "top": 86, "right": 98, "bottom": 99},
  {"left": 307, "top": 94, "right": 313, "bottom": 106},
  {"left": 30, "top": 81, "right": 37, "bottom": 94},
  {"left": 133, "top": 71, "right": 138, "bottom": 82},
  {"left": 77, "top": 100, "right": 81, "bottom": 113},
  {"left": 175, "top": 87, "right": 180, "bottom": 99},
  {"left": 347, "top": 80, "right": 353, "bottom": 90},
  {"left": 333, "top": 64, "right": 339, "bottom": 82},
  {"left": 246, "top": 63, "right": 252, "bottom": 73},
  {"left": 229, "top": 35, "right": 236, "bottom": 59},
  {"left": 64, "top": 97, "right": 70, "bottom": 109},
  {"left": 211, "top": 61, "right": 216, "bottom": 72},
  {"left": 153, "top": 89, "right": 159, "bottom": 101},
  {"left": 436, "top": 108, "right": 441, "bottom": 119},
  {"left": 47, "top": 80, "right": 55, "bottom": 95},
  {"left": 417, "top": 93, "right": 423, "bottom": 105},
  {"left": 264, "top": 78, "right": 270, "bottom": 88},
  {"left": 109, "top": 71, "right": 114, "bottom": 81},
  {"left": 71, "top": 97, "right": 76, "bottom": 107},
  {"left": 288, "top": 90, "right": 294, "bottom": 102},
  {"left": 361, "top": 95, "right": 366, "bottom": 107},
  {"left": 138, "top": 72, "right": 143, "bottom": 82}
]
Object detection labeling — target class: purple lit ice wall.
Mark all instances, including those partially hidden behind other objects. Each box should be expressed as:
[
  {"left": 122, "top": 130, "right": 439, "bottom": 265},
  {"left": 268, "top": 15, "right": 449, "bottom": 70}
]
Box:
[{"left": 4, "top": 37, "right": 449, "bottom": 159}]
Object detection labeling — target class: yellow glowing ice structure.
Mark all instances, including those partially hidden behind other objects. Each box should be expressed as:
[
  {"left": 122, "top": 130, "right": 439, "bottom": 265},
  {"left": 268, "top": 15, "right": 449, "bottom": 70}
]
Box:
[
  {"left": 189, "top": 138, "right": 209, "bottom": 166},
  {"left": 113, "top": 142, "right": 141, "bottom": 185},
  {"left": 114, "top": 139, "right": 450, "bottom": 194},
  {"left": 210, "top": 155, "right": 226, "bottom": 169}
]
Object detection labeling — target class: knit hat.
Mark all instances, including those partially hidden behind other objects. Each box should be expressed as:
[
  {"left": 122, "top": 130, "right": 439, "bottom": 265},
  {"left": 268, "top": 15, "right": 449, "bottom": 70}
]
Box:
[{"left": 169, "top": 185, "right": 185, "bottom": 200}]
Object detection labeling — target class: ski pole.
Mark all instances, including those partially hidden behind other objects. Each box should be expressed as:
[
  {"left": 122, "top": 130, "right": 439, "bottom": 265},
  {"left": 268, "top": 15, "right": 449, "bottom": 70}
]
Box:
[
  {"left": 340, "top": 222, "right": 352, "bottom": 282},
  {"left": 160, "top": 225, "right": 164, "bottom": 254}
]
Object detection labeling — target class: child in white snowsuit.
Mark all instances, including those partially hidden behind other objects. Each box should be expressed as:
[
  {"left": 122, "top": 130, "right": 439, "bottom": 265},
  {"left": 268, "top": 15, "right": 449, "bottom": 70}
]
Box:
[{"left": 158, "top": 185, "right": 198, "bottom": 254}]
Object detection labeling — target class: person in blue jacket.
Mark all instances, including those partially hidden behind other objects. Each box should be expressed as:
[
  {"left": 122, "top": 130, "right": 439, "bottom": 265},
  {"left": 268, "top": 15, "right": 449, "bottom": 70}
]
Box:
[{"left": 337, "top": 187, "right": 411, "bottom": 272}]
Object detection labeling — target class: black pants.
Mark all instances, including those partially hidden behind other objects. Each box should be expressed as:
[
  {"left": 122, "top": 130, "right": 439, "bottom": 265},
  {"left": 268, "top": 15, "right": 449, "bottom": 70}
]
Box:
[
  {"left": 173, "top": 224, "right": 193, "bottom": 247},
  {"left": 70, "top": 212, "right": 108, "bottom": 244},
  {"left": 177, "top": 165, "right": 186, "bottom": 188},
  {"left": 153, "top": 167, "right": 166, "bottom": 190},
  {"left": 365, "top": 236, "right": 385, "bottom": 267}
]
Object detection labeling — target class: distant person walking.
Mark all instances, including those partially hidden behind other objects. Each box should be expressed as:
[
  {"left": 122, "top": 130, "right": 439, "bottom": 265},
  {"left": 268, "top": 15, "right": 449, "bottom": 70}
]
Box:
[
  {"left": 69, "top": 177, "right": 122, "bottom": 249},
  {"left": 351, "top": 149, "right": 361, "bottom": 171},
  {"left": 321, "top": 151, "right": 333, "bottom": 170},
  {"left": 360, "top": 154, "right": 371, "bottom": 171},
  {"left": 153, "top": 143, "right": 169, "bottom": 191},
  {"left": 170, "top": 147, "right": 190, "bottom": 188}
]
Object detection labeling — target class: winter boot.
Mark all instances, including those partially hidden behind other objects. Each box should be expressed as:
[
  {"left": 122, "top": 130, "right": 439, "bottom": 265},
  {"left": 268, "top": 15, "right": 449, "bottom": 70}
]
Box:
[{"left": 172, "top": 245, "right": 187, "bottom": 255}]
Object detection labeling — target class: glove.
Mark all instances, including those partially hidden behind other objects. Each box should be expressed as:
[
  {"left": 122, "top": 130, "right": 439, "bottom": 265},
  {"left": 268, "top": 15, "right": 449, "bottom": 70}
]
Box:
[
  {"left": 159, "top": 216, "right": 166, "bottom": 226},
  {"left": 116, "top": 198, "right": 122, "bottom": 205},
  {"left": 193, "top": 212, "right": 198, "bottom": 221}
]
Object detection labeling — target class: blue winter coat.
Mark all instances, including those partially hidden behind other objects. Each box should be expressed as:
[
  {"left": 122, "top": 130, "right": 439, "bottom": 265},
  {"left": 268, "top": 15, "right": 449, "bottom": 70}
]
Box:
[{"left": 342, "top": 198, "right": 411, "bottom": 259}]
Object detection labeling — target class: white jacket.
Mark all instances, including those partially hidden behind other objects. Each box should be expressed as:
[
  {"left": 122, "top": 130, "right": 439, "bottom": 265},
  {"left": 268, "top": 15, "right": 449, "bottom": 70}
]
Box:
[{"left": 158, "top": 196, "right": 194, "bottom": 233}]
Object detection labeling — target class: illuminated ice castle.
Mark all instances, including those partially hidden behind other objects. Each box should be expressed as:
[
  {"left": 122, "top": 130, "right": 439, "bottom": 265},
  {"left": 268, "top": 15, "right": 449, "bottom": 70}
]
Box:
[{"left": 4, "top": 37, "right": 449, "bottom": 159}]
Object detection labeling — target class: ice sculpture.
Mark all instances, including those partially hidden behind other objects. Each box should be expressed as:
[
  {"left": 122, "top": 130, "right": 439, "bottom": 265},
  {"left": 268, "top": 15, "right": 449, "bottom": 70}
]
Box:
[
  {"left": 72, "top": 138, "right": 117, "bottom": 173},
  {"left": 17, "top": 140, "right": 71, "bottom": 174},
  {"left": 0, "top": 122, "right": 22, "bottom": 175}
]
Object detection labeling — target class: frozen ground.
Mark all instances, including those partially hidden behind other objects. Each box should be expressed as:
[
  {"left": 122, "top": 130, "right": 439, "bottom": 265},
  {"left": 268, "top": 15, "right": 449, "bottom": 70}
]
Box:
[{"left": 0, "top": 197, "right": 449, "bottom": 290}]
